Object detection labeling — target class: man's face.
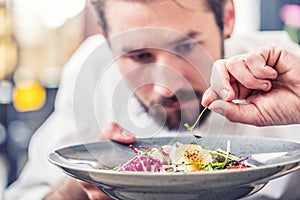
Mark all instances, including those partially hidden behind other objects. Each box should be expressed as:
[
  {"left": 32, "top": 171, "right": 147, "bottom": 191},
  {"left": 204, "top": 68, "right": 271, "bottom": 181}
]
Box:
[{"left": 104, "top": 0, "right": 228, "bottom": 130}]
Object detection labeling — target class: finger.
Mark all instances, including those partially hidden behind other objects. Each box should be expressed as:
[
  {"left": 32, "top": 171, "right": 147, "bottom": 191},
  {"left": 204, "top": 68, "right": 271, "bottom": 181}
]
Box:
[
  {"left": 244, "top": 52, "right": 278, "bottom": 79},
  {"left": 210, "top": 59, "right": 236, "bottom": 101},
  {"left": 79, "top": 181, "right": 113, "bottom": 200},
  {"left": 208, "top": 100, "right": 263, "bottom": 126},
  {"left": 225, "top": 56, "right": 272, "bottom": 92},
  {"left": 102, "top": 122, "right": 136, "bottom": 144},
  {"left": 201, "top": 87, "right": 219, "bottom": 107}
]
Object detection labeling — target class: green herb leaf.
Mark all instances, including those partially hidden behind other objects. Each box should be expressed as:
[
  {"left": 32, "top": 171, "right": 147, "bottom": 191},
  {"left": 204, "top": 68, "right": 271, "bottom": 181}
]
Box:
[{"left": 184, "top": 107, "right": 208, "bottom": 134}]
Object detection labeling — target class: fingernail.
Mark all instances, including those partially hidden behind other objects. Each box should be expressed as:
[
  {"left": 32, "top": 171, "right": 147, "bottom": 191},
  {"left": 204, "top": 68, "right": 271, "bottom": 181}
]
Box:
[
  {"left": 214, "top": 108, "right": 225, "bottom": 116},
  {"left": 121, "top": 130, "right": 134, "bottom": 138},
  {"left": 269, "top": 74, "right": 276, "bottom": 79},
  {"left": 261, "top": 83, "right": 268, "bottom": 90},
  {"left": 220, "top": 89, "right": 229, "bottom": 99}
]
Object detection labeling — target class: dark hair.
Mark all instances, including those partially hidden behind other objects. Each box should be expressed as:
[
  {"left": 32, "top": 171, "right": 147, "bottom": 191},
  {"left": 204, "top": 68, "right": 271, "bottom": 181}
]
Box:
[
  {"left": 205, "top": 0, "right": 227, "bottom": 32},
  {"left": 91, "top": 0, "right": 227, "bottom": 35}
]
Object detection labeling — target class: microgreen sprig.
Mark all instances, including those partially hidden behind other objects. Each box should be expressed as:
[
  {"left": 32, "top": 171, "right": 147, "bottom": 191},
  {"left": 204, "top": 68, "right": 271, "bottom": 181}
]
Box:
[{"left": 184, "top": 107, "right": 208, "bottom": 136}]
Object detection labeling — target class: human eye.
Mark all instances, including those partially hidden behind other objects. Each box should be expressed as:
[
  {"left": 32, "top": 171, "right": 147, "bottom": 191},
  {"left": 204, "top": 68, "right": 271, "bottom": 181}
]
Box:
[
  {"left": 175, "top": 42, "right": 197, "bottom": 54},
  {"left": 126, "top": 51, "right": 154, "bottom": 63}
]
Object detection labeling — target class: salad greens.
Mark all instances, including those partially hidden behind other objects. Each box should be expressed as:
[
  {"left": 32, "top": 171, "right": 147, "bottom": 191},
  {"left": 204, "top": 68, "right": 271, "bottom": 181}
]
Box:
[
  {"left": 104, "top": 106, "right": 256, "bottom": 173},
  {"left": 107, "top": 140, "right": 255, "bottom": 173}
]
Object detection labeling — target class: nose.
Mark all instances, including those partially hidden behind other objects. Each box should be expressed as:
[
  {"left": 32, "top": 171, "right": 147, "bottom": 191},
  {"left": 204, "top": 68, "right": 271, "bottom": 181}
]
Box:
[
  {"left": 152, "top": 52, "right": 187, "bottom": 97},
  {"left": 153, "top": 84, "right": 174, "bottom": 98}
]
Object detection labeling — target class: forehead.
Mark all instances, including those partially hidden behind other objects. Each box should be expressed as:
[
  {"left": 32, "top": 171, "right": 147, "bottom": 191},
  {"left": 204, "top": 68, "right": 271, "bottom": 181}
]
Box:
[{"left": 105, "top": 0, "right": 214, "bottom": 36}]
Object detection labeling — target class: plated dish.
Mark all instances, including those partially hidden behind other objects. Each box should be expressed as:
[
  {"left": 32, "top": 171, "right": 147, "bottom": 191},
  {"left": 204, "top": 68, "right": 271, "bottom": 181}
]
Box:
[
  {"left": 48, "top": 136, "right": 300, "bottom": 200},
  {"left": 108, "top": 141, "right": 254, "bottom": 173}
]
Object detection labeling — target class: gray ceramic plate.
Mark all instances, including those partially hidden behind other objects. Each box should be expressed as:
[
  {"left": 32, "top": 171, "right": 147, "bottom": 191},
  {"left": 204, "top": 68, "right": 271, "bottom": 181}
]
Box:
[{"left": 48, "top": 136, "right": 300, "bottom": 200}]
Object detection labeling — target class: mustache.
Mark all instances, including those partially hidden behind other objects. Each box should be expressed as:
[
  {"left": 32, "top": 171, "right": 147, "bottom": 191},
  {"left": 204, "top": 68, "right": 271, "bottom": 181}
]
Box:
[{"left": 155, "top": 90, "right": 202, "bottom": 107}]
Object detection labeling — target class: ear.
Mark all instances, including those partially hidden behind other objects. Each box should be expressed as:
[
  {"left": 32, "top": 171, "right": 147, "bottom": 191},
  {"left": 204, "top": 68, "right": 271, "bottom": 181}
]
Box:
[{"left": 223, "top": 0, "right": 235, "bottom": 38}]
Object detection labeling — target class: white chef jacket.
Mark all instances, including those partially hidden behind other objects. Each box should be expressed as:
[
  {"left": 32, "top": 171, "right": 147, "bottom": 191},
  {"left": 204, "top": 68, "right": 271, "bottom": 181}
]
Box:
[{"left": 3, "top": 31, "right": 300, "bottom": 200}]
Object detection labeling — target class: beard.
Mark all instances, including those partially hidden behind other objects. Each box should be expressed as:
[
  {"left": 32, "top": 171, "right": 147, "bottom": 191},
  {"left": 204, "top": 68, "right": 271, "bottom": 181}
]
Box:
[{"left": 135, "top": 89, "right": 211, "bottom": 131}]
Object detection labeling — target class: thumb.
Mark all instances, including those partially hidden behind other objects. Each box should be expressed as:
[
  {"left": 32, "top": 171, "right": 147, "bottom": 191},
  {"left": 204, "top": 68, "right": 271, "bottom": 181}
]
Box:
[
  {"left": 209, "top": 100, "right": 261, "bottom": 125},
  {"left": 102, "top": 122, "right": 136, "bottom": 144}
]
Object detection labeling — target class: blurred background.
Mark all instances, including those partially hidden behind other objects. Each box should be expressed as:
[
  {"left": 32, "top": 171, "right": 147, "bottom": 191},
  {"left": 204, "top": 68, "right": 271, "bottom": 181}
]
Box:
[{"left": 0, "top": 0, "right": 299, "bottom": 194}]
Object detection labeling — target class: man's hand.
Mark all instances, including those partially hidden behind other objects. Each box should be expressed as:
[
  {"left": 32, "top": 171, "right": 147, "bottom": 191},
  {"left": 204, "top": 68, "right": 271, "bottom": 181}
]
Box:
[
  {"left": 79, "top": 122, "right": 136, "bottom": 199},
  {"left": 43, "top": 177, "right": 114, "bottom": 200},
  {"left": 202, "top": 45, "right": 300, "bottom": 126},
  {"left": 100, "top": 122, "right": 136, "bottom": 144},
  {"left": 44, "top": 122, "right": 136, "bottom": 200},
  {"left": 78, "top": 180, "right": 114, "bottom": 200}
]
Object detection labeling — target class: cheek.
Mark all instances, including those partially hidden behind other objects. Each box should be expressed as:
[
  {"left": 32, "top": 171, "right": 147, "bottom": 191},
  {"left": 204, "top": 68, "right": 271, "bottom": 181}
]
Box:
[
  {"left": 116, "top": 60, "right": 153, "bottom": 104},
  {"left": 195, "top": 40, "right": 223, "bottom": 85},
  {"left": 134, "top": 85, "right": 153, "bottom": 106},
  {"left": 186, "top": 72, "right": 208, "bottom": 93},
  {"left": 191, "top": 63, "right": 212, "bottom": 88},
  {"left": 180, "top": 59, "right": 210, "bottom": 91},
  {"left": 117, "top": 60, "right": 144, "bottom": 87},
  {"left": 117, "top": 59, "right": 133, "bottom": 76},
  {"left": 203, "top": 37, "right": 223, "bottom": 61}
]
